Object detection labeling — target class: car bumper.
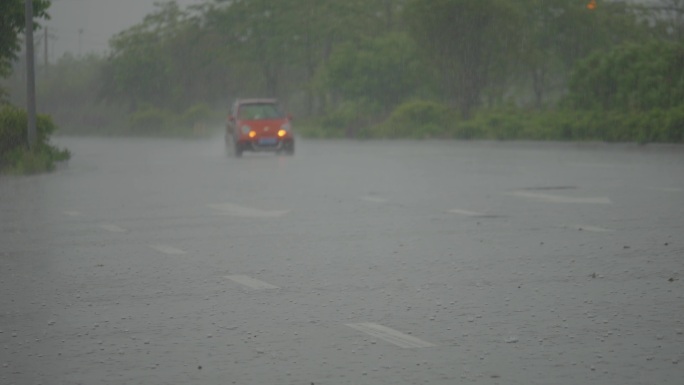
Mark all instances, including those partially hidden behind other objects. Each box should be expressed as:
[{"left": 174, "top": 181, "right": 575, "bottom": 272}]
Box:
[{"left": 237, "top": 138, "right": 294, "bottom": 152}]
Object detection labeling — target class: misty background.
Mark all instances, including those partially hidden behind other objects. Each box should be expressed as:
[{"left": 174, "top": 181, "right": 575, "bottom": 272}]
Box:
[
  {"left": 1, "top": 0, "right": 683, "bottom": 143},
  {"left": 47, "top": 0, "right": 204, "bottom": 58},
  {"left": 46, "top": 0, "right": 663, "bottom": 58}
]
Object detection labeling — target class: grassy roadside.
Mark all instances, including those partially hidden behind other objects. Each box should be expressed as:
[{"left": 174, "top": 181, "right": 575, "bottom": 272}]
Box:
[
  {"left": 296, "top": 102, "right": 684, "bottom": 144},
  {"left": 1, "top": 105, "right": 71, "bottom": 175}
]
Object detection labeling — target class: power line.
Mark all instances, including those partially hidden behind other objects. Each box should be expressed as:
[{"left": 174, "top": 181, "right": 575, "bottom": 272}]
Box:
[{"left": 48, "top": 25, "right": 111, "bottom": 39}]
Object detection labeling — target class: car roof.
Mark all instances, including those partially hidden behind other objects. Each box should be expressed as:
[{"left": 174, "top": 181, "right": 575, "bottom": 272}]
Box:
[{"left": 235, "top": 98, "right": 279, "bottom": 105}]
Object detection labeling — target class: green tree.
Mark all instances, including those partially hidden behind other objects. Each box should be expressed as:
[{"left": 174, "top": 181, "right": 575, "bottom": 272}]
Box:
[
  {"left": 518, "top": 0, "right": 650, "bottom": 109},
  {"left": 97, "top": 0, "right": 414, "bottom": 118},
  {"left": 0, "top": 0, "right": 51, "bottom": 78},
  {"left": 100, "top": 2, "right": 191, "bottom": 111},
  {"left": 38, "top": 53, "right": 126, "bottom": 133},
  {"left": 205, "top": 0, "right": 303, "bottom": 98},
  {"left": 324, "top": 32, "right": 421, "bottom": 113},
  {"left": 1, "top": 0, "right": 51, "bottom": 103},
  {"left": 405, "top": 0, "right": 523, "bottom": 119},
  {"left": 204, "top": 0, "right": 408, "bottom": 112},
  {"left": 567, "top": 41, "right": 684, "bottom": 111}
]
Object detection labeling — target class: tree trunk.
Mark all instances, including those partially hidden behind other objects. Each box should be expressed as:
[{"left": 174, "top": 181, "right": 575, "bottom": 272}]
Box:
[
  {"left": 532, "top": 66, "right": 546, "bottom": 109},
  {"left": 263, "top": 63, "right": 278, "bottom": 98}
]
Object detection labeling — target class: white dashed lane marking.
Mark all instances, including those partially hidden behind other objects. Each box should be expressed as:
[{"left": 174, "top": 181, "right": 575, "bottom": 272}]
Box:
[
  {"left": 648, "top": 187, "right": 683, "bottom": 193},
  {"left": 567, "top": 162, "right": 618, "bottom": 168},
  {"left": 98, "top": 224, "right": 127, "bottom": 233},
  {"left": 448, "top": 208, "right": 486, "bottom": 217},
  {"left": 346, "top": 323, "right": 436, "bottom": 349},
  {"left": 226, "top": 275, "right": 279, "bottom": 290},
  {"left": 361, "top": 196, "right": 388, "bottom": 203},
  {"left": 208, "top": 203, "right": 290, "bottom": 218},
  {"left": 570, "top": 225, "right": 615, "bottom": 233},
  {"left": 149, "top": 244, "right": 186, "bottom": 255},
  {"left": 508, "top": 191, "right": 612, "bottom": 204}
]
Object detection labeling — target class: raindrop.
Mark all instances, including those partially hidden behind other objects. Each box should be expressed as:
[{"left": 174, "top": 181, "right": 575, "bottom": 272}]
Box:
[{"left": 505, "top": 337, "right": 519, "bottom": 343}]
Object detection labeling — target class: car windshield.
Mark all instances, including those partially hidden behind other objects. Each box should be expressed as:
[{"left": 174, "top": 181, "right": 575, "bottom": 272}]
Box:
[{"left": 238, "top": 103, "right": 283, "bottom": 120}]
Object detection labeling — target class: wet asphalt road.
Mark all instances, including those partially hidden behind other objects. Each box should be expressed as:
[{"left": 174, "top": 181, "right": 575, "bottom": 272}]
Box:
[{"left": 1, "top": 137, "right": 683, "bottom": 385}]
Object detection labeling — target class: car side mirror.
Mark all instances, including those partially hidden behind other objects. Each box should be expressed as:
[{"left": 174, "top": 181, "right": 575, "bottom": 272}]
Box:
[{"left": 287, "top": 114, "right": 293, "bottom": 121}]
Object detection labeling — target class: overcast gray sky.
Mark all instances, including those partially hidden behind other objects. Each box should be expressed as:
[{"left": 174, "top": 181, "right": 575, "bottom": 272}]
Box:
[
  {"left": 47, "top": 0, "right": 204, "bottom": 59},
  {"left": 45, "top": 0, "right": 663, "bottom": 60}
]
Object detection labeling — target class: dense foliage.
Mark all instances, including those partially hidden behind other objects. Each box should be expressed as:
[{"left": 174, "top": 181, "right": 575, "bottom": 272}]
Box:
[
  {"left": 2, "top": 0, "right": 683, "bottom": 142},
  {"left": 0, "top": 0, "right": 51, "bottom": 78},
  {"left": 406, "top": 0, "right": 523, "bottom": 118},
  {"left": 324, "top": 32, "right": 421, "bottom": 115},
  {"left": 567, "top": 41, "right": 684, "bottom": 111}
]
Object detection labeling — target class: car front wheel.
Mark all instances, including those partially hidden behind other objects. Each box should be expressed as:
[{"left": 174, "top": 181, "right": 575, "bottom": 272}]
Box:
[
  {"left": 283, "top": 141, "right": 294, "bottom": 156},
  {"left": 234, "top": 141, "right": 243, "bottom": 157}
]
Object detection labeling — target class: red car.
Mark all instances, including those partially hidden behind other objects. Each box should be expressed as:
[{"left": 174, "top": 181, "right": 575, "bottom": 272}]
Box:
[{"left": 226, "top": 99, "right": 294, "bottom": 157}]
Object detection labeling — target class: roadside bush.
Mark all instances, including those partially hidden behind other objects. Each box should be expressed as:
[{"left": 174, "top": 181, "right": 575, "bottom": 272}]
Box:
[
  {"left": 629, "top": 106, "right": 684, "bottom": 143},
  {"left": 128, "top": 106, "right": 171, "bottom": 135},
  {"left": 1, "top": 106, "right": 55, "bottom": 153},
  {"left": 664, "top": 105, "right": 684, "bottom": 142},
  {"left": 300, "top": 103, "right": 684, "bottom": 143},
  {"left": 127, "top": 104, "right": 221, "bottom": 137},
  {"left": 3, "top": 147, "right": 59, "bottom": 174},
  {"left": 455, "top": 120, "right": 486, "bottom": 139},
  {"left": 375, "top": 100, "right": 458, "bottom": 138},
  {"left": 0, "top": 105, "right": 70, "bottom": 174},
  {"left": 536, "top": 107, "right": 684, "bottom": 143},
  {"left": 295, "top": 117, "right": 343, "bottom": 139},
  {"left": 181, "top": 104, "right": 212, "bottom": 127},
  {"left": 315, "top": 100, "right": 381, "bottom": 138},
  {"left": 320, "top": 102, "right": 356, "bottom": 134},
  {"left": 456, "top": 107, "right": 684, "bottom": 143},
  {"left": 466, "top": 109, "right": 526, "bottom": 140}
]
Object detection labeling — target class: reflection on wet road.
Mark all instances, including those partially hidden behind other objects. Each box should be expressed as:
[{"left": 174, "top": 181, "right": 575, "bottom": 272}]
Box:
[{"left": 1, "top": 138, "right": 683, "bottom": 384}]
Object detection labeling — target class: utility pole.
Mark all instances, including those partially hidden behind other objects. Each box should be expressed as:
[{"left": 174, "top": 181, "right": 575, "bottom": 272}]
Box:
[
  {"left": 78, "top": 28, "right": 83, "bottom": 57},
  {"left": 44, "top": 26, "right": 49, "bottom": 72},
  {"left": 25, "top": 0, "right": 37, "bottom": 149}
]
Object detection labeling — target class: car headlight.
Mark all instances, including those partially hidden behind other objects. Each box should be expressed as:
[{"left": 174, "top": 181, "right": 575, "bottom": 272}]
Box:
[
  {"left": 278, "top": 129, "right": 287, "bottom": 137},
  {"left": 280, "top": 122, "right": 291, "bottom": 132},
  {"left": 241, "top": 125, "right": 252, "bottom": 134}
]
